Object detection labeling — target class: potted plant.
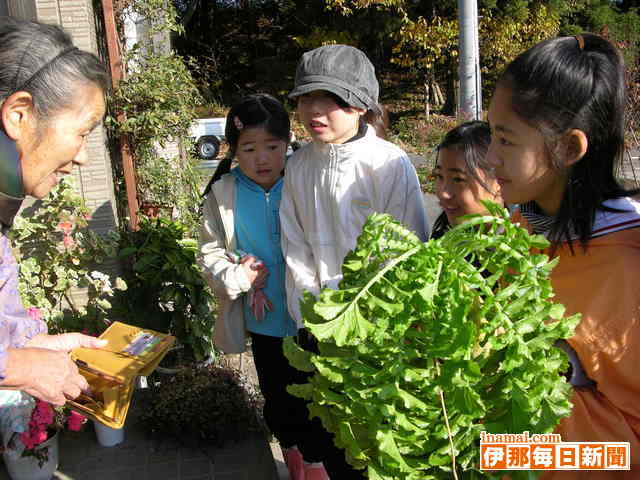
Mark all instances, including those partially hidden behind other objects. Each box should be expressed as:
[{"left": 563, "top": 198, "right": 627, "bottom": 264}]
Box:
[
  {"left": 134, "top": 145, "right": 181, "bottom": 218},
  {"left": 139, "top": 364, "right": 265, "bottom": 447},
  {"left": 1, "top": 397, "right": 87, "bottom": 480},
  {"left": 111, "top": 216, "right": 216, "bottom": 364},
  {"left": 106, "top": 41, "right": 204, "bottom": 231}
]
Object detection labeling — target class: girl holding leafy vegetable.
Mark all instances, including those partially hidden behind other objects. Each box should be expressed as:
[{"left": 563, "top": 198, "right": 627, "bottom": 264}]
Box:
[
  {"left": 281, "top": 44, "right": 429, "bottom": 480},
  {"left": 431, "top": 120, "right": 502, "bottom": 239},
  {"left": 487, "top": 33, "right": 639, "bottom": 476},
  {"left": 199, "top": 94, "right": 311, "bottom": 480}
]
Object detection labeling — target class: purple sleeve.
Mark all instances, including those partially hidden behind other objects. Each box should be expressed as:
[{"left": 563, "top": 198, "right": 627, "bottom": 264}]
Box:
[{"left": 0, "top": 234, "right": 47, "bottom": 380}]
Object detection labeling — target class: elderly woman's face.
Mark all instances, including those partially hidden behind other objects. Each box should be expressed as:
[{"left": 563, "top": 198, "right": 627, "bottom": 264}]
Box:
[{"left": 20, "top": 82, "right": 105, "bottom": 198}]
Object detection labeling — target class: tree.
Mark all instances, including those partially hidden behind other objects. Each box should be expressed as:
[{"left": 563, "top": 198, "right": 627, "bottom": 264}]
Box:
[{"left": 324, "top": 0, "right": 638, "bottom": 113}]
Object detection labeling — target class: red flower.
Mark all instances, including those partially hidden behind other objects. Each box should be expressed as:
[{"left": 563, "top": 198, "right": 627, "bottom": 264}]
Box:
[
  {"left": 17, "top": 400, "right": 87, "bottom": 455},
  {"left": 67, "top": 411, "right": 86, "bottom": 432},
  {"left": 57, "top": 221, "right": 73, "bottom": 235}
]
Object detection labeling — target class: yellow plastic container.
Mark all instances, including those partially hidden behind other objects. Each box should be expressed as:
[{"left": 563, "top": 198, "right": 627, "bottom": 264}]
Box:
[{"left": 68, "top": 321, "right": 174, "bottom": 428}]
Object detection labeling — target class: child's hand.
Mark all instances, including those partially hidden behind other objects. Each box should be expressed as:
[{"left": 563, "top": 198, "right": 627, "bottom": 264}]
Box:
[{"left": 241, "top": 255, "right": 268, "bottom": 289}]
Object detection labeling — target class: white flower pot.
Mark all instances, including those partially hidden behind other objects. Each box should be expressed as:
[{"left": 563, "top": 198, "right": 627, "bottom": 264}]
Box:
[
  {"left": 93, "top": 421, "right": 124, "bottom": 447},
  {"left": 2, "top": 431, "right": 58, "bottom": 480}
]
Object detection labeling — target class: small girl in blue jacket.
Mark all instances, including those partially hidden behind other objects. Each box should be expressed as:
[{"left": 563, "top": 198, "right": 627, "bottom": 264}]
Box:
[{"left": 199, "top": 94, "right": 306, "bottom": 478}]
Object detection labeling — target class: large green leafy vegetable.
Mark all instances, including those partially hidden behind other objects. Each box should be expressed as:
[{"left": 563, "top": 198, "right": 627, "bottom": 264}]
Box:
[{"left": 284, "top": 203, "right": 579, "bottom": 480}]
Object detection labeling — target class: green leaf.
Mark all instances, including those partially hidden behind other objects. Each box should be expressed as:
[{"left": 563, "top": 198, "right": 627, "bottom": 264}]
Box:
[{"left": 282, "top": 337, "right": 316, "bottom": 372}]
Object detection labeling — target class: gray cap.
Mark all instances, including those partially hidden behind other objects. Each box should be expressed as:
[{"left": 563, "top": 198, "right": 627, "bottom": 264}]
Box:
[{"left": 289, "top": 44, "right": 380, "bottom": 112}]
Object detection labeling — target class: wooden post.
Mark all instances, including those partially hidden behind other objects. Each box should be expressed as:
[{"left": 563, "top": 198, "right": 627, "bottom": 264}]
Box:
[{"left": 101, "top": 0, "right": 139, "bottom": 231}]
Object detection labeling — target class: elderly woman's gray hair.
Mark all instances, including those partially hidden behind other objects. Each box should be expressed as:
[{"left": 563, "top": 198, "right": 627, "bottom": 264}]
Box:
[{"left": 0, "top": 17, "right": 108, "bottom": 118}]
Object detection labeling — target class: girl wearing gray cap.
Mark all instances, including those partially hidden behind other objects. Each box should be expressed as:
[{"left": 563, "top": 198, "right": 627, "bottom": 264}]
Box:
[{"left": 281, "top": 44, "right": 430, "bottom": 480}]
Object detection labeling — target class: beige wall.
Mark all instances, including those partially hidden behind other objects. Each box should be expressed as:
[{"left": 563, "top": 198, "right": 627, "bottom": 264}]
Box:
[{"left": 6, "top": 0, "right": 37, "bottom": 21}]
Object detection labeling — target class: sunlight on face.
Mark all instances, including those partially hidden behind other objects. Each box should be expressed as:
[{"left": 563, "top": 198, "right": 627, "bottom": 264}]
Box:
[
  {"left": 296, "top": 91, "right": 364, "bottom": 145},
  {"left": 20, "top": 82, "right": 105, "bottom": 199},
  {"left": 434, "top": 147, "right": 501, "bottom": 225},
  {"left": 235, "top": 127, "right": 287, "bottom": 190},
  {"left": 486, "top": 85, "right": 566, "bottom": 215}
]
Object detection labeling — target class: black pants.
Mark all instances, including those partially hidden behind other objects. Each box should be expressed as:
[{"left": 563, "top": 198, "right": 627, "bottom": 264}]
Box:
[{"left": 249, "top": 332, "right": 366, "bottom": 479}]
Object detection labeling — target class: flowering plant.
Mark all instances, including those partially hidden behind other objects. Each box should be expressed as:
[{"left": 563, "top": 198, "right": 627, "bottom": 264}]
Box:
[
  {"left": 10, "top": 177, "right": 127, "bottom": 336},
  {"left": 12, "top": 399, "right": 87, "bottom": 467}
]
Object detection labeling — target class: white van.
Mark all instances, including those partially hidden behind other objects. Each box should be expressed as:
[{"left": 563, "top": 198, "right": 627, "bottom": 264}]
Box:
[
  {"left": 190, "top": 117, "right": 298, "bottom": 164},
  {"left": 189, "top": 118, "right": 226, "bottom": 160}
]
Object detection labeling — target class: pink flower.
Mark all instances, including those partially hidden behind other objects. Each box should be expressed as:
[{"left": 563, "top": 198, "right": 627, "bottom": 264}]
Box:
[
  {"left": 26, "top": 307, "right": 42, "bottom": 321},
  {"left": 17, "top": 400, "right": 86, "bottom": 455},
  {"left": 63, "top": 235, "right": 75, "bottom": 249},
  {"left": 67, "top": 411, "right": 86, "bottom": 432},
  {"left": 19, "top": 423, "right": 48, "bottom": 449}
]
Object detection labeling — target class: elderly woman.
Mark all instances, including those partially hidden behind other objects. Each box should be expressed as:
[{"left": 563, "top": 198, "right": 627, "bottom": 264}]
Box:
[{"left": 0, "top": 17, "right": 110, "bottom": 406}]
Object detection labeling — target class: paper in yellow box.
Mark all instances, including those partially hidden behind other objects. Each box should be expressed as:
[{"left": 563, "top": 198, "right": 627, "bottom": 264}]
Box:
[{"left": 68, "top": 321, "right": 174, "bottom": 428}]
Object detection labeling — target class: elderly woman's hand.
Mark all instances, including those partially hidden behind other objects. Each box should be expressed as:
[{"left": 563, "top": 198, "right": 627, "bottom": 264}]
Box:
[
  {"left": 25, "top": 333, "right": 108, "bottom": 352},
  {"left": 2, "top": 348, "right": 90, "bottom": 405}
]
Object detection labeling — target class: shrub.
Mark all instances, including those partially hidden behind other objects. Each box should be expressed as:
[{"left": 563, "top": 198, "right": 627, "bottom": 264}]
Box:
[{"left": 140, "top": 365, "right": 265, "bottom": 446}]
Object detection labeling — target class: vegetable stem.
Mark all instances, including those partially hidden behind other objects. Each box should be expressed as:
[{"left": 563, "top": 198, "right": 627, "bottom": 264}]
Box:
[{"left": 435, "top": 360, "right": 459, "bottom": 480}]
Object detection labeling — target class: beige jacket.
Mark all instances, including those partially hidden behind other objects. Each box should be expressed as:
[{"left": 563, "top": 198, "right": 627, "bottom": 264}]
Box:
[{"left": 199, "top": 174, "right": 251, "bottom": 353}]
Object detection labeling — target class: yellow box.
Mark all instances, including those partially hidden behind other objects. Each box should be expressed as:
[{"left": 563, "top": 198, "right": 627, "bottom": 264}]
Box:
[{"left": 68, "top": 321, "right": 175, "bottom": 428}]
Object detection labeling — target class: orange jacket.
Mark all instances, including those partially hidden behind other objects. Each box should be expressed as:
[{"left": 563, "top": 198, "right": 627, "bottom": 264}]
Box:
[{"left": 512, "top": 211, "right": 640, "bottom": 479}]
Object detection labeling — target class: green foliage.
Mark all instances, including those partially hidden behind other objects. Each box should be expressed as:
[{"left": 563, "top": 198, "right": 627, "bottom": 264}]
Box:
[
  {"left": 284, "top": 204, "right": 578, "bottom": 479},
  {"left": 111, "top": 217, "right": 216, "bottom": 361},
  {"left": 107, "top": 49, "right": 202, "bottom": 147},
  {"left": 108, "top": 1, "right": 204, "bottom": 228},
  {"left": 10, "top": 178, "right": 126, "bottom": 336},
  {"left": 559, "top": 0, "right": 640, "bottom": 66},
  {"left": 392, "top": 15, "right": 458, "bottom": 71},
  {"left": 174, "top": 0, "right": 639, "bottom": 123},
  {"left": 479, "top": 3, "right": 560, "bottom": 95},
  {"left": 415, "top": 164, "right": 436, "bottom": 194},
  {"left": 120, "top": 0, "right": 185, "bottom": 36},
  {"left": 324, "top": 0, "right": 406, "bottom": 16},
  {"left": 172, "top": 0, "right": 401, "bottom": 101},
  {"left": 134, "top": 145, "right": 203, "bottom": 237},
  {"left": 140, "top": 364, "right": 265, "bottom": 446},
  {"left": 172, "top": 0, "right": 299, "bottom": 100},
  {"left": 389, "top": 1, "right": 561, "bottom": 110},
  {"left": 293, "top": 27, "right": 359, "bottom": 49},
  {"left": 390, "top": 114, "right": 458, "bottom": 156}
]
